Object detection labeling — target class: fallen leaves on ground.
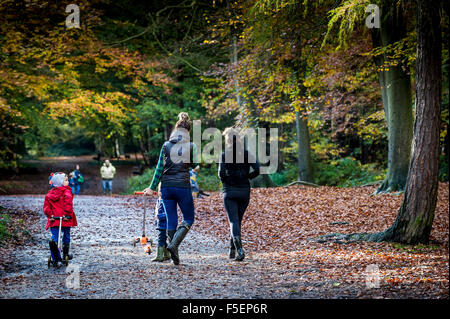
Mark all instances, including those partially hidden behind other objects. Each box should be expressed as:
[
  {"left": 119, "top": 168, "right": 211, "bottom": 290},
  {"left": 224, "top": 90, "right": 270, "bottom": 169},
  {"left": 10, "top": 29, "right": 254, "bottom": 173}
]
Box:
[
  {"left": 0, "top": 184, "right": 448, "bottom": 299},
  {"left": 0, "top": 207, "right": 41, "bottom": 274},
  {"left": 194, "top": 183, "right": 449, "bottom": 298}
]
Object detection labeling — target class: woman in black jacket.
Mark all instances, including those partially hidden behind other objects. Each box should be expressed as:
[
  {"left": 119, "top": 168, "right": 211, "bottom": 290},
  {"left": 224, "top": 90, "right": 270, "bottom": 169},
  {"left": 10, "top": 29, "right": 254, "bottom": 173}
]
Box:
[
  {"left": 143, "top": 112, "right": 197, "bottom": 265},
  {"left": 218, "top": 128, "right": 260, "bottom": 261}
]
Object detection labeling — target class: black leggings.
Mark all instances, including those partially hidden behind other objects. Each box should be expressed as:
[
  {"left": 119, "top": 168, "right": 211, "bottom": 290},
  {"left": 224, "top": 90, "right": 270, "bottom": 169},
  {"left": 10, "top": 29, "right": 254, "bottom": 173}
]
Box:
[{"left": 223, "top": 187, "right": 250, "bottom": 238}]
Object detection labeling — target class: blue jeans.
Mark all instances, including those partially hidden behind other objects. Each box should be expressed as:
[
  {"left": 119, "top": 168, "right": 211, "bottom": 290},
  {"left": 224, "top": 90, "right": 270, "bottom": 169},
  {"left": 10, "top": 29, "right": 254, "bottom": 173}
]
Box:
[
  {"left": 71, "top": 184, "right": 80, "bottom": 195},
  {"left": 156, "top": 198, "right": 168, "bottom": 247},
  {"left": 161, "top": 187, "right": 195, "bottom": 231},
  {"left": 50, "top": 226, "right": 71, "bottom": 244},
  {"left": 102, "top": 179, "right": 113, "bottom": 194}
]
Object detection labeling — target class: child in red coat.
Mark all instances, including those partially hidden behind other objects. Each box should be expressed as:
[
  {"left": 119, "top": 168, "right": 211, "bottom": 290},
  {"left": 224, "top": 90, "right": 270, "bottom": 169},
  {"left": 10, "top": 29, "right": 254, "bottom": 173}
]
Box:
[{"left": 43, "top": 173, "right": 78, "bottom": 265}]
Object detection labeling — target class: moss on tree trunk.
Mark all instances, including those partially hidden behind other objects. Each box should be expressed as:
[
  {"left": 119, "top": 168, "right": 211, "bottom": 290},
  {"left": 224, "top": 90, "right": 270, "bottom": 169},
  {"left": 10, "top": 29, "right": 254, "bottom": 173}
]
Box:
[{"left": 373, "top": 4, "right": 413, "bottom": 194}]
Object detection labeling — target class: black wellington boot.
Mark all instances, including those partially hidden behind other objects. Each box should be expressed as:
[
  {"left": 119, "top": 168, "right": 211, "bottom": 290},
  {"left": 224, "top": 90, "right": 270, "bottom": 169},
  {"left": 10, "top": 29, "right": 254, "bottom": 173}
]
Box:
[
  {"left": 63, "top": 243, "right": 73, "bottom": 260},
  {"left": 49, "top": 240, "right": 61, "bottom": 266},
  {"left": 166, "top": 222, "right": 190, "bottom": 265},
  {"left": 166, "top": 229, "right": 176, "bottom": 261},
  {"left": 167, "top": 229, "right": 176, "bottom": 243},
  {"left": 229, "top": 237, "right": 236, "bottom": 259},
  {"left": 233, "top": 236, "right": 245, "bottom": 261}
]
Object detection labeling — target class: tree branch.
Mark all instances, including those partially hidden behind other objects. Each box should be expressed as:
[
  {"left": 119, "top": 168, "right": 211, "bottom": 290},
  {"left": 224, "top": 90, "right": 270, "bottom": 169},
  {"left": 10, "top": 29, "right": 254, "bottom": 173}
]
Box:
[
  {"left": 284, "top": 180, "right": 319, "bottom": 188},
  {"left": 105, "top": 27, "right": 151, "bottom": 47},
  {"left": 147, "top": 13, "right": 202, "bottom": 73}
]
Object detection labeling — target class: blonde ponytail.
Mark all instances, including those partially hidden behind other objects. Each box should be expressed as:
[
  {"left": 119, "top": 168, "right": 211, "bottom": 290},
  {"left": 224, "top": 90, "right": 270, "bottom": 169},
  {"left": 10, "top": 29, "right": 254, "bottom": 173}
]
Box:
[{"left": 175, "top": 112, "right": 191, "bottom": 131}]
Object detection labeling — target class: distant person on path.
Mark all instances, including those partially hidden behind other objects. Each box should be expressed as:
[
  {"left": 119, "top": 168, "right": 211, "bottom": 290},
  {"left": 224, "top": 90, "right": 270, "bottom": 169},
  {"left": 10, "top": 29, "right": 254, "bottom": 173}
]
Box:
[
  {"left": 48, "top": 172, "right": 55, "bottom": 188},
  {"left": 100, "top": 159, "right": 116, "bottom": 195},
  {"left": 142, "top": 112, "right": 198, "bottom": 265},
  {"left": 218, "top": 128, "right": 260, "bottom": 261},
  {"left": 68, "top": 172, "right": 77, "bottom": 195},
  {"left": 189, "top": 165, "right": 200, "bottom": 198},
  {"left": 43, "top": 173, "right": 78, "bottom": 266},
  {"left": 71, "top": 164, "right": 83, "bottom": 195}
]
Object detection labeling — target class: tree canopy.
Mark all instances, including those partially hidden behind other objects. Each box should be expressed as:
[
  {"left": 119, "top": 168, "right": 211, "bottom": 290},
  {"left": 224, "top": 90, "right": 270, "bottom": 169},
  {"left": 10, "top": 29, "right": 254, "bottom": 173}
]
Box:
[{"left": 0, "top": 0, "right": 448, "bottom": 191}]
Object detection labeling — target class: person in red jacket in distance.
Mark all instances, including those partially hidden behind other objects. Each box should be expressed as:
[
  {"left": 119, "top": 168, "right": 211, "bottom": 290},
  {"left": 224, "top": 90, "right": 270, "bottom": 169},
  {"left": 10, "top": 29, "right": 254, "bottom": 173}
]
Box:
[{"left": 44, "top": 172, "right": 78, "bottom": 265}]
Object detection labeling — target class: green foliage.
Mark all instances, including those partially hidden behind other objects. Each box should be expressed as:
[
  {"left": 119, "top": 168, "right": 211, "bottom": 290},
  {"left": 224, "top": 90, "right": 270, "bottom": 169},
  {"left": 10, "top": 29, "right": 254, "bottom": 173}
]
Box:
[
  {"left": 269, "top": 172, "right": 287, "bottom": 186},
  {"left": 313, "top": 157, "right": 385, "bottom": 187},
  {"left": 321, "top": 0, "right": 373, "bottom": 49},
  {"left": 1, "top": 0, "right": 447, "bottom": 194},
  {"left": 0, "top": 212, "right": 11, "bottom": 244},
  {"left": 47, "top": 134, "right": 96, "bottom": 157},
  {"left": 196, "top": 166, "right": 221, "bottom": 192},
  {"left": 125, "top": 165, "right": 222, "bottom": 194},
  {"left": 439, "top": 155, "right": 448, "bottom": 182},
  {"left": 269, "top": 165, "right": 298, "bottom": 186},
  {"left": 391, "top": 242, "right": 441, "bottom": 254},
  {"left": 269, "top": 158, "right": 384, "bottom": 188},
  {"left": 124, "top": 168, "right": 156, "bottom": 195},
  {"left": 0, "top": 208, "right": 32, "bottom": 245}
]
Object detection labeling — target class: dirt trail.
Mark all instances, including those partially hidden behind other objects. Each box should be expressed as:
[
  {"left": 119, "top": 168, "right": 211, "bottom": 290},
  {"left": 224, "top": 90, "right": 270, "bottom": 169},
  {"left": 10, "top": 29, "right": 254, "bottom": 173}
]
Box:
[
  {"left": 0, "top": 195, "right": 320, "bottom": 299},
  {"left": 0, "top": 193, "right": 448, "bottom": 299},
  {"left": 0, "top": 156, "right": 137, "bottom": 195}
]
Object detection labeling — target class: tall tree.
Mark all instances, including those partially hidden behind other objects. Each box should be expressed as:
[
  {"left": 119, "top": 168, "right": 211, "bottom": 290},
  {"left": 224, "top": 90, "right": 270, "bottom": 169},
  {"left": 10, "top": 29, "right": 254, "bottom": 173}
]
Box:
[
  {"left": 372, "top": 2, "right": 413, "bottom": 193},
  {"left": 295, "top": 111, "right": 314, "bottom": 182},
  {"left": 324, "top": 0, "right": 414, "bottom": 193},
  {"left": 379, "top": 0, "right": 442, "bottom": 243}
]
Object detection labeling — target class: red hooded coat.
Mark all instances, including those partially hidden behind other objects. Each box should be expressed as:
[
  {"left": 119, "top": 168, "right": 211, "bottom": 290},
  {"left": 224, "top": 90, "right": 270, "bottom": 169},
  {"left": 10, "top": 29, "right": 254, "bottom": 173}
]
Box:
[{"left": 43, "top": 186, "right": 78, "bottom": 230}]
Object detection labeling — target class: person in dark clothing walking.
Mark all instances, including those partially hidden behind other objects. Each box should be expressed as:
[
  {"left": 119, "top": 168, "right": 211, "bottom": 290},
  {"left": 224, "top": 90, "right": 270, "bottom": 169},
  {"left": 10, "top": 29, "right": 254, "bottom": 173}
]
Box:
[
  {"left": 72, "top": 164, "right": 83, "bottom": 195},
  {"left": 143, "top": 112, "right": 198, "bottom": 265},
  {"left": 218, "top": 127, "right": 260, "bottom": 261}
]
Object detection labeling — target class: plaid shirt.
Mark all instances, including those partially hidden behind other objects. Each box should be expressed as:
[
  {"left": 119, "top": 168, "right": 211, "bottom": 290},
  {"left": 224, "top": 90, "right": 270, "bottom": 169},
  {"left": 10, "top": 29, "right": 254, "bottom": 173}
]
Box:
[{"left": 149, "top": 143, "right": 198, "bottom": 191}]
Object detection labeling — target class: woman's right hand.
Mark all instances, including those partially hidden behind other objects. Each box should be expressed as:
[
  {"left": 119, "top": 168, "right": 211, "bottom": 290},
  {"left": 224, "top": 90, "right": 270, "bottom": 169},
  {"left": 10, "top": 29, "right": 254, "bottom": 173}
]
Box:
[{"left": 143, "top": 187, "right": 156, "bottom": 196}]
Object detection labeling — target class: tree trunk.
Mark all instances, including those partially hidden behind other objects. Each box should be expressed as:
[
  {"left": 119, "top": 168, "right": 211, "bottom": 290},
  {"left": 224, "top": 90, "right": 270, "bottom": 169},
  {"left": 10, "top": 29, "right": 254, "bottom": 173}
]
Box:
[
  {"left": 231, "top": 34, "right": 249, "bottom": 129},
  {"left": 115, "top": 138, "right": 120, "bottom": 158},
  {"left": 380, "top": 0, "right": 442, "bottom": 244},
  {"left": 138, "top": 138, "right": 149, "bottom": 166},
  {"left": 372, "top": 3, "right": 414, "bottom": 193},
  {"left": 232, "top": 35, "right": 241, "bottom": 110},
  {"left": 278, "top": 123, "right": 284, "bottom": 171},
  {"left": 295, "top": 111, "right": 314, "bottom": 183},
  {"left": 380, "top": 64, "right": 413, "bottom": 192},
  {"left": 164, "top": 122, "right": 171, "bottom": 141},
  {"left": 146, "top": 125, "right": 151, "bottom": 151}
]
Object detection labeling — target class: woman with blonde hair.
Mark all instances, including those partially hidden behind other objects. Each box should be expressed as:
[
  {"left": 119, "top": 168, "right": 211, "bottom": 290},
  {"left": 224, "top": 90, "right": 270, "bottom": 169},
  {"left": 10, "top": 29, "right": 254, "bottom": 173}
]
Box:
[
  {"left": 143, "top": 112, "right": 198, "bottom": 265},
  {"left": 218, "top": 127, "right": 260, "bottom": 261}
]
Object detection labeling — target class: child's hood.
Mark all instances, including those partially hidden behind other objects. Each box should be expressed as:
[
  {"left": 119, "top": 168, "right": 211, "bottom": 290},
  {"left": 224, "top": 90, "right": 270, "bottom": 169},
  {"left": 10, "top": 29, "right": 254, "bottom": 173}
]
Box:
[{"left": 46, "top": 186, "right": 68, "bottom": 202}]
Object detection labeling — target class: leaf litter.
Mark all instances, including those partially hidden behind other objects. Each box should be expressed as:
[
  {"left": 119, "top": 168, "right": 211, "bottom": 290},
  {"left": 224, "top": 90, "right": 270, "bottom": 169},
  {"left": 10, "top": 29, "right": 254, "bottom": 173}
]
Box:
[{"left": 0, "top": 183, "right": 448, "bottom": 299}]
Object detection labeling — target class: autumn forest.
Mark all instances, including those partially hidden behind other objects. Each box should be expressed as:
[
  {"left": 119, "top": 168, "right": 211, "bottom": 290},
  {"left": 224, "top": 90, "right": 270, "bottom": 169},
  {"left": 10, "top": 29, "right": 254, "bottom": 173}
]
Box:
[{"left": 0, "top": 0, "right": 448, "bottom": 301}]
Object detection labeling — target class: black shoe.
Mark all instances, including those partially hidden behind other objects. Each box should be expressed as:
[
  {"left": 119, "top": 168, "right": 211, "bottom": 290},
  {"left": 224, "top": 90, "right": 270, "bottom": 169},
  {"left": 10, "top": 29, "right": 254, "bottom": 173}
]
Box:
[
  {"left": 233, "top": 236, "right": 245, "bottom": 261},
  {"left": 199, "top": 190, "right": 210, "bottom": 197},
  {"left": 229, "top": 237, "right": 236, "bottom": 259},
  {"left": 49, "top": 240, "right": 62, "bottom": 264},
  {"left": 63, "top": 243, "right": 73, "bottom": 260},
  {"left": 166, "top": 222, "right": 190, "bottom": 265}
]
